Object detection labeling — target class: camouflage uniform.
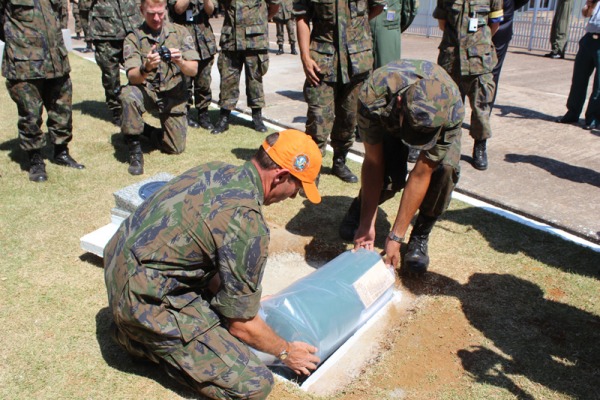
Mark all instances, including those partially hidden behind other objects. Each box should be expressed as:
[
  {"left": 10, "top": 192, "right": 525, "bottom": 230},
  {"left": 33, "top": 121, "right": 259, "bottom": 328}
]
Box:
[
  {"left": 71, "top": 0, "right": 81, "bottom": 34},
  {"left": 89, "top": 0, "right": 141, "bottom": 123},
  {"left": 1, "top": 0, "right": 74, "bottom": 152},
  {"left": 433, "top": 0, "right": 503, "bottom": 141},
  {"left": 274, "top": 0, "right": 295, "bottom": 49},
  {"left": 79, "top": 0, "right": 93, "bottom": 49},
  {"left": 293, "top": 0, "right": 384, "bottom": 156},
  {"left": 168, "top": 0, "right": 217, "bottom": 113},
  {"left": 358, "top": 59, "right": 464, "bottom": 217},
  {"left": 104, "top": 161, "right": 274, "bottom": 399},
  {"left": 216, "top": 0, "right": 279, "bottom": 111},
  {"left": 60, "top": 0, "right": 68, "bottom": 28},
  {"left": 121, "top": 21, "right": 200, "bottom": 154}
]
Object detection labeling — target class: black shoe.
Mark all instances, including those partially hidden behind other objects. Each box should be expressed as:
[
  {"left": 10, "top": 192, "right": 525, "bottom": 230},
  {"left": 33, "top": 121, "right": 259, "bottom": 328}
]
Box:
[
  {"left": 472, "top": 139, "right": 488, "bottom": 171},
  {"left": 187, "top": 113, "right": 200, "bottom": 128},
  {"left": 211, "top": 113, "right": 230, "bottom": 135},
  {"left": 544, "top": 51, "right": 563, "bottom": 59},
  {"left": 407, "top": 147, "right": 420, "bottom": 163},
  {"left": 585, "top": 120, "right": 598, "bottom": 130},
  {"left": 53, "top": 145, "right": 85, "bottom": 169},
  {"left": 556, "top": 112, "right": 579, "bottom": 123},
  {"left": 28, "top": 151, "right": 48, "bottom": 182},
  {"left": 403, "top": 234, "right": 430, "bottom": 275},
  {"left": 252, "top": 109, "right": 268, "bottom": 133},
  {"left": 112, "top": 109, "right": 122, "bottom": 126},
  {"left": 290, "top": 44, "right": 298, "bottom": 55},
  {"left": 197, "top": 109, "right": 215, "bottom": 130},
  {"left": 276, "top": 45, "right": 284, "bottom": 55},
  {"left": 339, "top": 197, "right": 361, "bottom": 241},
  {"left": 75, "top": 32, "right": 82, "bottom": 40},
  {"left": 332, "top": 156, "right": 358, "bottom": 183},
  {"left": 127, "top": 140, "right": 144, "bottom": 175}
]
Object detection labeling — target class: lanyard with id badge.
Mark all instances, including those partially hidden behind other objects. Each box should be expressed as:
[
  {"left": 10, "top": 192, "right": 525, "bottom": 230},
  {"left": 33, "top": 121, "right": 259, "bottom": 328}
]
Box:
[{"left": 468, "top": 12, "right": 479, "bottom": 32}]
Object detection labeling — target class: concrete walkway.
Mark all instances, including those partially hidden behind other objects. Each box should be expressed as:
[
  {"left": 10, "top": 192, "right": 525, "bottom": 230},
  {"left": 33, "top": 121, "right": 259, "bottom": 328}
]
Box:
[{"left": 69, "top": 17, "right": 600, "bottom": 245}]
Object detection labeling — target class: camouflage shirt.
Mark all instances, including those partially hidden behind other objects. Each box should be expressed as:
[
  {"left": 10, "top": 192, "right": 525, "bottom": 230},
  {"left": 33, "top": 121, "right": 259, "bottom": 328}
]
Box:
[
  {"left": 1, "top": 0, "right": 71, "bottom": 80},
  {"left": 89, "top": 0, "right": 142, "bottom": 41},
  {"left": 219, "top": 0, "right": 280, "bottom": 51},
  {"left": 293, "top": 0, "right": 385, "bottom": 84},
  {"left": 167, "top": 0, "right": 218, "bottom": 60},
  {"left": 433, "top": 0, "right": 503, "bottom": 75},
  {"left": 104, "top": 161, "right": 270, "bottom": 349},
  {"left": 358, "top": 59, "right": 464, "bottom": 163},
  {"left": 123, "top": 21, "right": 200, "bottom": 92}
]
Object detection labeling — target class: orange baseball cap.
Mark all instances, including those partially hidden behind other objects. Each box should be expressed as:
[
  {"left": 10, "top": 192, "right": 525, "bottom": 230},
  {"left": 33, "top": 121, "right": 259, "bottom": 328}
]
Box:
[{"left": 262, "top": 129, "right": 322, "bottom": 204}]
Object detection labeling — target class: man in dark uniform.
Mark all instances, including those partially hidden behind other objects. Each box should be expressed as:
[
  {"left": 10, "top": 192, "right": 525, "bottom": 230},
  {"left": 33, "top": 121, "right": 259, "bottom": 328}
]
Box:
[
  {"left": 120, "top": 0, "right": 200, "bottom": 175},
  {"left": 340, "top": 60, "right": 464, "bottom": 275},
  {"left": 274, "top": 0, "right": 297, "bottom": 55},
  {"left": 89, "top": 0, "right": 142, "bottom": 125},
  {"left": 105, "top": 129, "right": 322, "bottom": 399},
  {"left": 1, "top": 0, "right": 85, "bottom": 182},
  {"left": 168, "top": 0, "right": 217, "bottom": 130}
]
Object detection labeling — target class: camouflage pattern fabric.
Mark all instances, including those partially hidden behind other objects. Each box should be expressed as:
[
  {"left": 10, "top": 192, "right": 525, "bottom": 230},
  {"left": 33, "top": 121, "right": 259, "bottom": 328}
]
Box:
[
  {"left": 358, "top": 59, "right": 464, "bottom": 217},
  {"left": 1, "top": 0, "right": 71, "bottom": 80},
  {"left": 276, "top": 19, "right": 296, "bottom": 46},
  {"left": 433, "top": 0, "right": 502, "bottom": 140},
  {"left": 71, "top": 0, "right": 81, "bottom": 33},
  {"left": 94, "top": 40, "right": 125, "bottom": 113},
  {"left": 6, "top": 77, "right": 73, "bottom": 151},
  {"left": 217, "top": 50, "right": 269, "bottom": 110},
  {"left": 60, "top": 0, "right": 68, "bottom": 28},
  {"left": 304, "top": 79, "right": 362, "bottom": 154},
  {"left": 79, "top": 0, "right": 92, "bottom": 43},
  {"left": 104, "top": 161, "right": 273, "bottom": 397},
  {"left": 190, "top": 57, "right": 215, "bottom": 111},
  {"left": 292, "top": 0, "right": 384, "bottom": 85},
  {"left": 273, "top": 0, "right": 292, "bottom": 22},
  {"left": 218, "top": 0, "right": 279, "bottom": 52}
]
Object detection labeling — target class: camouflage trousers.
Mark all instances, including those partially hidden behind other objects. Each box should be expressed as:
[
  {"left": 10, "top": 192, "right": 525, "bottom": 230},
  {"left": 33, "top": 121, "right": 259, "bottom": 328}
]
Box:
[
  {"left": 187, "top": 57, "right": 215, "bottom": 111},
  {"left": 120, "top": 83, "right": 188, "bottom": 154},
  {"left": 94, "top": 39, "right": 124, "bottom": 113},
  {"left": 6, "top": 76, "right": 73, "bottom": 151},
  {"left": 276, "top": 19, "right": 296, "bottom": 46},
  {"left": 379, "top": 131, "right": 461, "bottom": 217},
  {"left": 217, "top": 50, "right": 269, "bottom": 110},
  {"left": 111, "top": 319, "right": 273, "bottom": 399},
  {"left": 304, "top": 78, "right": 362, "bottom": 155},
  {"left": 80, "top": 10, "right": 91, "bottom": 44},
  {"left": 455, "top": 72, "right": 495, "bottom": 141},
  {"left": 71, "top": 1, "right": 81, "bottom": 33}
]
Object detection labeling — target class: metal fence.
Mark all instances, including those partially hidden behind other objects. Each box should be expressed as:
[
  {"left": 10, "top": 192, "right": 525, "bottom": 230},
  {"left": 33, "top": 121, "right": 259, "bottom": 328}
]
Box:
[{"left": 405, "top": 0, "right": 588, "bottom": 55}]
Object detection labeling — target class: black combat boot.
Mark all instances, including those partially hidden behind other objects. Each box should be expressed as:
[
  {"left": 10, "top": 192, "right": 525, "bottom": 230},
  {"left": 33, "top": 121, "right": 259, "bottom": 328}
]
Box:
[
  {"left": 472, "top": 139, "right": 488, "bottom": 171},
  {"left": 127, "top": 138, "right": 144, "bottom": 176},
  {"left": 211, "top": 109, "right": 230, "bottom": 135},
  {"left": 276, "top": 44, "right": 284, "bottom": 55},
  {"left": 331, "top": 151, "right": 358, "bottom": 183},
  {"left": 339, "top": 197, "right": 361, "bottom": 241},
  {"left": 112, "top": 108, "right": 122, "bottom": 127},
  {"left": 252, "top": 109, "right": 268, "bottom": 133},
  {"left": 407, "top": 147, "right": 420, "bottom": 163},
  {"left": 186, "top": 106, "right": 200, "bottom": 128},
  {"left": 28, "top": 150, "right": 48, "bottom": 182},
  {"left": 53, "top": 144, "right": 85, "bottom": 169},
  {"left": 290, "top": 43, "right": 298, "bottom": 55},
  {"left": 403, "top": 214, "right": 438, "bottom": 275},
  {"left": 197, "top": 108, "right": 215, "bottom": 130}
]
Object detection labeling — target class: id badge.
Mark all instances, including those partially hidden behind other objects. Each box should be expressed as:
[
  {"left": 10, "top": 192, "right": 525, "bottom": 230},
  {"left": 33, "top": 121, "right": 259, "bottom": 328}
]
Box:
[
  {"left": 386, "top": 9, "right": 396, "bottom": 21},
  {"left": 468, "top": 17, "right": 478, "bottom": 32},
  {"left": 186, "top": 9, "right": 194, "bottom": 22}
]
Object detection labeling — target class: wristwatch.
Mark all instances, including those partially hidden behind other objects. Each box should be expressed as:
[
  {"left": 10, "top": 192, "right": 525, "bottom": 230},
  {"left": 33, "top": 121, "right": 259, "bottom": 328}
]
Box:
[
  {"left": 387, "top": 231, "right": 404, "bottom": 244},
  {"left": 277, "top": 345, "right": 289, "bottom": 361},
  {"left": 140, "top": 64, "right": 149, "bottom": 75}
]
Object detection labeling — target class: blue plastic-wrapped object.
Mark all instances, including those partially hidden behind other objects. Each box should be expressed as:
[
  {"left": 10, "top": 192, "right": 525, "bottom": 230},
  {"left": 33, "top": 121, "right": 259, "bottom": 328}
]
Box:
[{"left": 254, "top": 249, "right": 395, "bottom": 369}]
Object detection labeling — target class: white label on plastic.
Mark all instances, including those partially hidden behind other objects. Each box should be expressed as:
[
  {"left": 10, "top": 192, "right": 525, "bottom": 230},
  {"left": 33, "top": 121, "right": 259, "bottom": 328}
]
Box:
[
  {"left": 186, "top": 9, "right": 194, "bottom": 21},
  {"left": 353, "top": 259, "right": 395, "bottom": 309},
  {"left": 468, "top": 17, "right": 478, "bottom": 32}
]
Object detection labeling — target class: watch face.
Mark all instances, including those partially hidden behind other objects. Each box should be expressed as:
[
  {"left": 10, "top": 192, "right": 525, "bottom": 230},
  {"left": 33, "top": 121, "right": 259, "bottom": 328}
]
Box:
[{"left": 278, "top": 350, "right": 289, "bottom": 360}]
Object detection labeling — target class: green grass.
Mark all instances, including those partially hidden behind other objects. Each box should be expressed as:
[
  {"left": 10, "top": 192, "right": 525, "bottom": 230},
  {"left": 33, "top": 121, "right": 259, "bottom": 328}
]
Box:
[{"left": 0, "top": 53, "right": 599, "bottom": 400}]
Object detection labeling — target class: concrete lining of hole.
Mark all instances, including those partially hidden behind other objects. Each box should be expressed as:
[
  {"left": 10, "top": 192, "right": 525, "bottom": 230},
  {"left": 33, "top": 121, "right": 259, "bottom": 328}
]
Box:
[{"left": 263, "top": 227, "right": 414, "bottom": 396}]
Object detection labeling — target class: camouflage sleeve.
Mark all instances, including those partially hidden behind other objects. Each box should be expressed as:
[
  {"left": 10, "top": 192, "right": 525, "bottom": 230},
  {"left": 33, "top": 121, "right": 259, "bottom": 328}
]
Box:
[
  {"left": 210, "top": 207, "right": 269, "bottom": 320},
  {"left": 178, "top": 25, "right": 201, "bottom": 60},
  {"left": 357, "top": 77, "right": 388, "bottom": 145},
  {"left": 489, "top": 0, "right": 503, "bottom": 22},
  {"left": 432, "top": 0, "right": 447, "bottom": 20},
  {"left": 423, "top": 125, "right": 460, "bottom": 163},
  {"left": 369, "top": 0, "right": 386, "bottom": 8},
  {"left": 292, "top": 0, "right": 309, "bottom": 18},
  {"left": 122, "top": 32, "right": 142, "bottom": 73}
]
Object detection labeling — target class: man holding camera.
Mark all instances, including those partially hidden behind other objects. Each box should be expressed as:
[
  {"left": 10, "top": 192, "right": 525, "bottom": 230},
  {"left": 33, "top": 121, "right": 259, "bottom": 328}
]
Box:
[{"left": 120, "top": 0, "right": 200, "bottom": 175}]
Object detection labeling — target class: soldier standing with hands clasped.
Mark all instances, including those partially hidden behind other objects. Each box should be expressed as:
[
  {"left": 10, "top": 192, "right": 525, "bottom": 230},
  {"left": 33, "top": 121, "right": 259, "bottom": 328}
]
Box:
[{"left": 1, "top": 0, "right": 85, "bottom": 182}]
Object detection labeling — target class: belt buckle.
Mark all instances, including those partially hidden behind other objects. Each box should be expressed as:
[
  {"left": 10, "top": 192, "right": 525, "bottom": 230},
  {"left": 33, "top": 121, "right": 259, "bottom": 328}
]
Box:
[{"left": 593, "top": 34, "right": 599, "bottom": 39}]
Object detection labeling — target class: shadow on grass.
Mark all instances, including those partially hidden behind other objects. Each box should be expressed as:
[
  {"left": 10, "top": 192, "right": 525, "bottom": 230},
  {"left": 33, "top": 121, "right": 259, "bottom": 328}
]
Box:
[
  {"left": 0, "top": 137, "right": 29, "bottom": 171},
  {"left": 401, "top": 272, "right": 600, "bottom": 400},
  {"left": 440, "top": 207, "right": 600, "bottom": 280},
  {"left": 80, "top": 252, "right": 103, "bottom": 268},
  {"left": 95, "top": 307, "right": 200, "bottom": 399},
  {"left": 72, "top": 100, "right": 113, "bottom": 124}
]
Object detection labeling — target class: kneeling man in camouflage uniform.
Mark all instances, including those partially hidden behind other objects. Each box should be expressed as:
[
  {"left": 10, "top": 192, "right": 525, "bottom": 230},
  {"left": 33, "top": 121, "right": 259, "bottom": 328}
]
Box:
[
  {"left": 104, "top": 130, "right": 321, "bottom": 399},
  {"left": 120, "top": 0, "right": 200, "bottom": 175},
  {"left": 340, "top": 60, "right": 465, "bottom": 275}
]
